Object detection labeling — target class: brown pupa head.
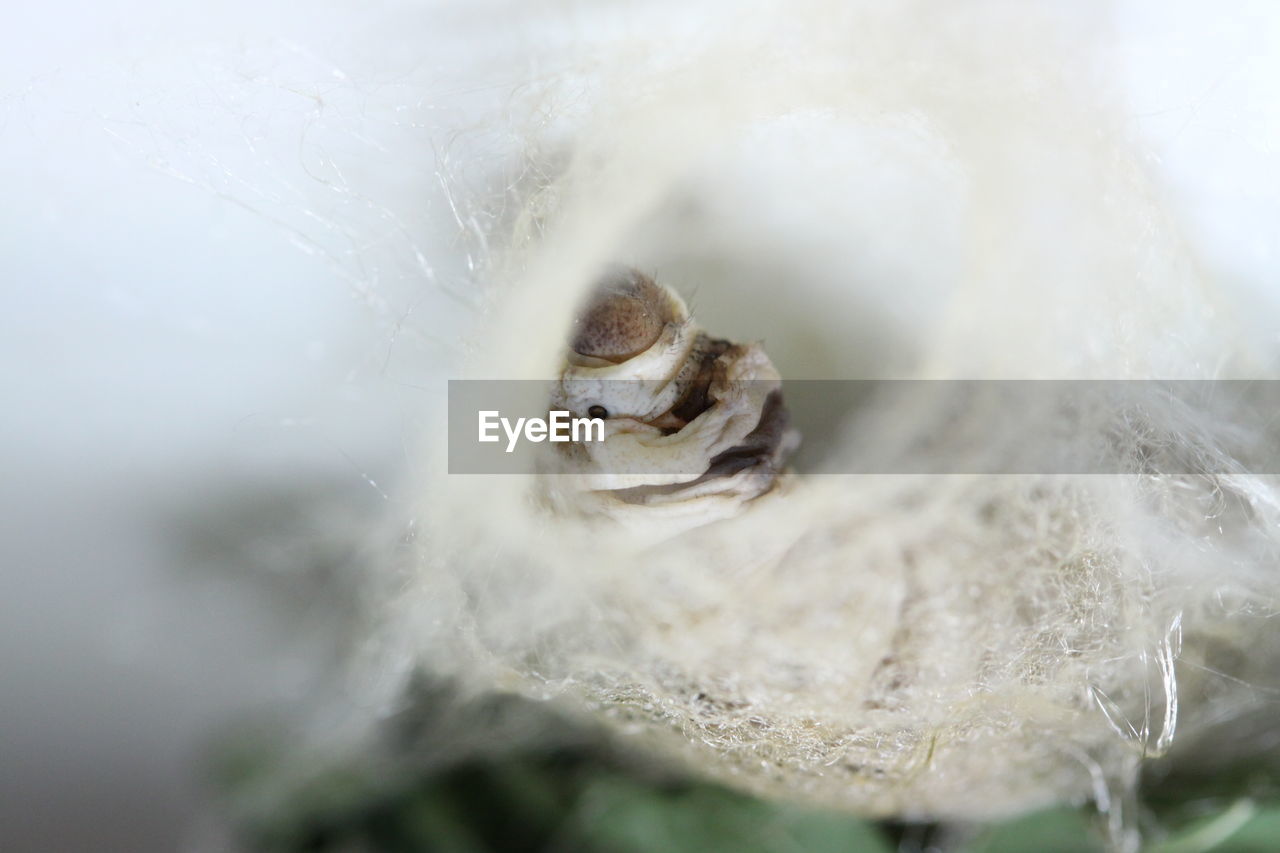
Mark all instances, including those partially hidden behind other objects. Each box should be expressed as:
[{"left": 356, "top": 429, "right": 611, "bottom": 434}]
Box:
[{"left": 570, "top": 267, "right": 682, "bottom": 364}]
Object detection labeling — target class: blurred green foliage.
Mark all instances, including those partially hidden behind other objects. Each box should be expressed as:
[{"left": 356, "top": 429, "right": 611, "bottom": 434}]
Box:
[{"left": 218, "top": 685, "right": 1279, "bottom": 853}]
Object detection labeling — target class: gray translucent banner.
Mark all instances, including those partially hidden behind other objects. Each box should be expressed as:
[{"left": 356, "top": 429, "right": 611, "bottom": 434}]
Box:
[{"left": 448, "top": 380, "right": 1280, "bottom": 475}]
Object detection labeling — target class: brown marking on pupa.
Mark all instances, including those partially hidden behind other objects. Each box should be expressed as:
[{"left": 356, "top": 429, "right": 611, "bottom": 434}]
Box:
[{"left": 570, "top": 267, "right": 678, "bottom": 363}]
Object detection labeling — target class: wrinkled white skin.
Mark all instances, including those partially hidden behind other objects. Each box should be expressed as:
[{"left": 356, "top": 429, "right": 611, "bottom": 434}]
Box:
[{"left": 545, "top": 291, "right": 795, "bottom": 530}]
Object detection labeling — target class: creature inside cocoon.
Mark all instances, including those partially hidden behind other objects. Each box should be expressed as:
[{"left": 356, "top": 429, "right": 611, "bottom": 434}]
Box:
[{"left": 384, "top": 2, "right": 1280, "bottom": 844}]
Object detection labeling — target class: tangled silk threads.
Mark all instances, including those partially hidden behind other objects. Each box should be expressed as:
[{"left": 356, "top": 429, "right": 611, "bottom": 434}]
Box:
[{"left": 390, "top": 1, "right": 1280, "bottom": 844}]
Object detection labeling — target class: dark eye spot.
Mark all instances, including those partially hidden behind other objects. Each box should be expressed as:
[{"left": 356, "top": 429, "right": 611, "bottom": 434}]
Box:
[{"left": 588, "top": 405, "right": 609, "bottom": 419}]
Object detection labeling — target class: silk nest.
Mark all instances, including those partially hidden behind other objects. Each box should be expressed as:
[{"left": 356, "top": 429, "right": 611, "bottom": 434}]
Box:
[{"left": 355, "top": 2, "right": 1280, "bottom": 847}]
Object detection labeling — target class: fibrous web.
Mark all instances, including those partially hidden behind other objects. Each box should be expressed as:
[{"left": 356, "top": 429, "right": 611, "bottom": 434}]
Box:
[{"left": 106, "top": 3, "right": 1280, "bottom": 851}]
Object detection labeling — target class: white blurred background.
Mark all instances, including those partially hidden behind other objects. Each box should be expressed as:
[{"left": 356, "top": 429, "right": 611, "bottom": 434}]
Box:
[{"left": 2, "top": 1, "right": 1277, "bottom": 849}]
